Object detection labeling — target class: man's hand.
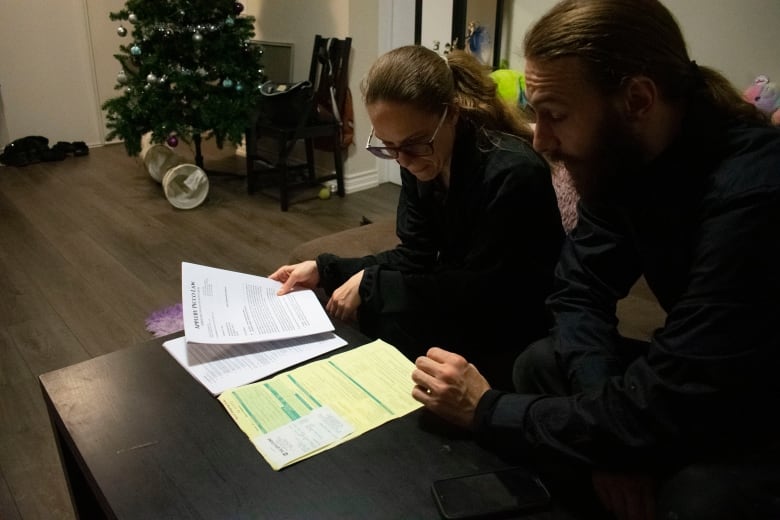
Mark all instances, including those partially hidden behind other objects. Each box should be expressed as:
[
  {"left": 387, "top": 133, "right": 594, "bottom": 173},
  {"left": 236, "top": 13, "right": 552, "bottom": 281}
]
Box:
[
  {"left": 592, "top": 470, "right": 656, "bottom": 520},
  {"left": 325, "top": 270, "right": 363, "bottom": 322},
  {"left": 411, "top": 347, "right": 491, "bottom": 428},
  {"left": 269, "top": 260, "right": 319, "bottom": 295}
]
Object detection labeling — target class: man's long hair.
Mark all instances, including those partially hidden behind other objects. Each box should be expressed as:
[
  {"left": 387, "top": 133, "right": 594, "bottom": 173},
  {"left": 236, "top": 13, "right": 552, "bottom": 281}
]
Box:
[{"left": 523, "top": 0, "right": 767, "bottom": 126}]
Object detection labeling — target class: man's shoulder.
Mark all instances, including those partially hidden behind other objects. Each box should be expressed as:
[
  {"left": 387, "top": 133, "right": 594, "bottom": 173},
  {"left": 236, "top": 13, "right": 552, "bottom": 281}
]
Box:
[{"left": 711, "top": 124, "right": 780, "bottom": 195}]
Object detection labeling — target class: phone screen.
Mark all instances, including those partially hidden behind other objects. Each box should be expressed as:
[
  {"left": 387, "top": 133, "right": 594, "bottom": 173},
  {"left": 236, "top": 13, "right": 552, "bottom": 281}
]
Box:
[{"left": 431, "top": 467, "right": 551, "bottom": 519}]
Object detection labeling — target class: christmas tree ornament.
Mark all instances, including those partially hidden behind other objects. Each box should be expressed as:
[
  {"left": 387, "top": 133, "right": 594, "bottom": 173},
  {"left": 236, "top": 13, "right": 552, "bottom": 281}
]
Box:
[
  {"left": 146, "top": 73, "right": 158, "bottom": 83},
  {"left": 117, "top": 26, "right": 128, "bottom": 37},
  {"left": 192, "top": 32, "right": 203, "bottom": 43},
  {"left": 117, "top": 70, "right": 128, "bottom": 85},
  {"left": 235, "top": 82, "right": 243, "bottom": 92},
  {"left": 234, "top": 2, "right": 244, "bottom": 15},
  {"left": 166, "top": 135, "right": 179, "bottom": 147},
  {"left": 225, "top": 16, "right": 234, "bottom": 27},
  {"left": 222, "top": 78, "right": 233, "bottom": 88},
  {"left": 130, "top": 44, "right": 141, "bottom": 56},
  {"left": 128, "top": 13, "right": 137, "bottom": 24}
]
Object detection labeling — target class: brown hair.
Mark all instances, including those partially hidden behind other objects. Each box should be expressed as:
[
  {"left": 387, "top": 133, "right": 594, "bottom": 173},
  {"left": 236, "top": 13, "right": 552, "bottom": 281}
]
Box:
[
  {"left": 361, "top": 45, "right": 533, "bottom": 141},
  {"left": 524, "top": 0, "right": 767, "bottom": 125}
]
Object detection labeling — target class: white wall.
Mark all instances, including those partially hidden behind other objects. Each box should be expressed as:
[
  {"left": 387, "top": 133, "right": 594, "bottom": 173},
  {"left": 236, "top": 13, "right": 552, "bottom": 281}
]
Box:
[
  {"left": 1, "top": 0, "right": 776, "bottom": 184},
  {"left": 0, "top": 0, "right": 104, "bottom": 147},
  {"left": 502, "top": 0, "right": 780, "bottom": 91}
]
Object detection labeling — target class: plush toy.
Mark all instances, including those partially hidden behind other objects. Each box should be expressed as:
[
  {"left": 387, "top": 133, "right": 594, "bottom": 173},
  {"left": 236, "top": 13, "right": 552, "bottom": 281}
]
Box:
[{"left": 743, "top": 75, "right": 780, "bottom": 125}]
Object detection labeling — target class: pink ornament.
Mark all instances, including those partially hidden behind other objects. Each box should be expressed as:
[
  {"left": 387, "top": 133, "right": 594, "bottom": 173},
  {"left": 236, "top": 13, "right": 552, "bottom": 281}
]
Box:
[{"left": 166, "top": 135, "right": 179, "bottom": 147}]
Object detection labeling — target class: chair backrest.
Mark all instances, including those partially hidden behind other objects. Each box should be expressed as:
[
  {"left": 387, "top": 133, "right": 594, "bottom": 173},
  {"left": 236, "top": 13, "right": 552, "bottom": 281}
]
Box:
[{"left": 309, "top": 35, "right": 352, "bottom": 123}]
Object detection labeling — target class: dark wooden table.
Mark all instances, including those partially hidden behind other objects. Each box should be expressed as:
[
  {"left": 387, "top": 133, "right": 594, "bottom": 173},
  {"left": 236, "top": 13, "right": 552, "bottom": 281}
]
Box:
[{"left": 40, "top": 322, "right": 546, "bottom": 520}]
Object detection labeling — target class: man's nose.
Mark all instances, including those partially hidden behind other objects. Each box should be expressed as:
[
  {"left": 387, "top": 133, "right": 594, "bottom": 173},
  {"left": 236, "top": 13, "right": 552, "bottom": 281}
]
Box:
[{"left": 532, "top": 121, "right": 558, "bottom": 155}]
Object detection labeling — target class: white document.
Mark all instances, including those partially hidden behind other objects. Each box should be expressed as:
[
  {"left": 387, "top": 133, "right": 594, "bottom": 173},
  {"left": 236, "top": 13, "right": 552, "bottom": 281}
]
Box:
[
  {"left": 162, "top": 333, "right": 348, "bottom": 395},
  {"left": 254, "top": 406, "right": 354, "bottom": 469},
  {"left": 181, "top": 262, "right": 334, "bottom": 344}
]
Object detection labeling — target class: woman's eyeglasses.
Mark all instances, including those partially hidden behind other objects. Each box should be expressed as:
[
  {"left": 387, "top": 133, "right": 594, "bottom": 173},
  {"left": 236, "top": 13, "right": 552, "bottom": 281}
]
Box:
[{"left": 365, "top": 106, "right": 449, "bottom": 160}]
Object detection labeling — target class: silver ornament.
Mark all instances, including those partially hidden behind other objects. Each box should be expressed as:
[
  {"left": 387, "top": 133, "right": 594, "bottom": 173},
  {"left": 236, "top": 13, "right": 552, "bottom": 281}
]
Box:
[
  {"left": 146, "top": 73, "right": 158, "bottom": 83},
  {"left": 128, "top": 13, "right": 137, "bottom": 24},
  {"left": 117, "top": 70, "right": 128, "bottom": 85},
  {"left": 192, "top": 32, "right": 203, "bottom": 43},
  {"left": 117, "top": 26, "right": 127, "bottom": 37}
]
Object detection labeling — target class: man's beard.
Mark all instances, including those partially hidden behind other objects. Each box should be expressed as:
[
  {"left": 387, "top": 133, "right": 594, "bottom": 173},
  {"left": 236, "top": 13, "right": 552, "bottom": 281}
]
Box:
[{"left": 551, "top": 110, "right": 644, "bottom": 204}]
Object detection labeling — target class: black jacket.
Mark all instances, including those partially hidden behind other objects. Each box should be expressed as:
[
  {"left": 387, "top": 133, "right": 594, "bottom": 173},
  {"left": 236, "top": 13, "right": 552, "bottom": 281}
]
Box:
[
  {"left": 476, "top": 121, "right": 780, "bottom": 467},
  {"left": 317, "top": 126, "right": 564, "bottom": 387}
]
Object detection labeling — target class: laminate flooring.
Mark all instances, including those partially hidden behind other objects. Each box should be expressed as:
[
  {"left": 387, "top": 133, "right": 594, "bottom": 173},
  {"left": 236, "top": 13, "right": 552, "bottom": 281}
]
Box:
[{"left": 0, "top": 142, "right": 400, "bottom": 519}]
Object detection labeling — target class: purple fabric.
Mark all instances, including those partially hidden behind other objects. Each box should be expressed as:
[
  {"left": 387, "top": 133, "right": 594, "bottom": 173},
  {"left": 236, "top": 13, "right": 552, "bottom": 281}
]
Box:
[{"left": 145, "top": 302, "right": 183, "bottom": 337}]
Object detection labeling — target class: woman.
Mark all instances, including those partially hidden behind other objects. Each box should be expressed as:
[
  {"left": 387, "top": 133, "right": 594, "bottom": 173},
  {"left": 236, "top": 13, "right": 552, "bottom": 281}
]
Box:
[{"left": 270, "top": 45, "right": 564, "bottom": 390}]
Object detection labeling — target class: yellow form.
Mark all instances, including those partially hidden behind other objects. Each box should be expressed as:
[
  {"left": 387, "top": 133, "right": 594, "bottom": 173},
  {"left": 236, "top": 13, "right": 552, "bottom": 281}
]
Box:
[{"left": 218, "top": 339, "right": 423, "bottom": 470}]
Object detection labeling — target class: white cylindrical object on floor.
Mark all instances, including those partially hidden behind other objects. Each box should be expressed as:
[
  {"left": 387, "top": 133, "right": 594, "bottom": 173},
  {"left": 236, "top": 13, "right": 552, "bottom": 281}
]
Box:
[
  {"left": 144, "top": 144, "right": 185, "bottom": 183},
  {"left": 162, "top": 164, "right": 209, "bottom": 209}
]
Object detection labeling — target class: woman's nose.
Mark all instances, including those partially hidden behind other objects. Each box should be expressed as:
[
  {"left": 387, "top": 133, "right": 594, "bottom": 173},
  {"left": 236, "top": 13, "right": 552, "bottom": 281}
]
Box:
[{"left": 395, "top": 152, "right": 414, "bottom": 169}]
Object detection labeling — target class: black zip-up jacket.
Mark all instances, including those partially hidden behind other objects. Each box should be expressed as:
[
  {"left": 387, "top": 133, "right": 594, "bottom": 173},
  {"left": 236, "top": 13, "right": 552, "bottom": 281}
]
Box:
[
  {"left": 317, "top": 126, "right": 564, "bottom": 387},
  {"left": 476, "top": 121, "right": 780, "bottom": 468}
]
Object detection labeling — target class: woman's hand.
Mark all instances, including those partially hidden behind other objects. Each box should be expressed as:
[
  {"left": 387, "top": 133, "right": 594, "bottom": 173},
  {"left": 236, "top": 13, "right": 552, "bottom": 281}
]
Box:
[
  {"left": 325, "top": 270, "right": 364, "bottom": 322},
  {"left": 269, "top": 260, "right": 319, "bottom": 295},
  {"left": 411, "top": 347, "right": 491, "bottom": 428}
]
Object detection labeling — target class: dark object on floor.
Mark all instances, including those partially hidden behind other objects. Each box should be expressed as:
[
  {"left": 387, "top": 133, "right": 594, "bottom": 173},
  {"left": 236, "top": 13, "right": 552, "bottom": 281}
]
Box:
[
  {"left": 73, "top": 141, "right": 89, "bottom": 156},
  {"left": 53, "top": 141, "right": 89, "bottom": 157},
  {"left": 0, "top": 137, "right": 89, "bottom": 166},
  {"left": 0, "top": 135, "right": 51, "bottom": 166},
  {"left": 359, "top": 216, "right": 373, "bottom": 226},
  {"left": 52, "top": 141, "right": 75, "bottom": 156}
]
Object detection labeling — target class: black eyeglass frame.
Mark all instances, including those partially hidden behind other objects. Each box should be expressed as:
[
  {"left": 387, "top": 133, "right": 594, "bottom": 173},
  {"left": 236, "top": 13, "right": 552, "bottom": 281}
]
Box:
[{"left": 365, "top": 106, "right": 449, "bottom": 159}]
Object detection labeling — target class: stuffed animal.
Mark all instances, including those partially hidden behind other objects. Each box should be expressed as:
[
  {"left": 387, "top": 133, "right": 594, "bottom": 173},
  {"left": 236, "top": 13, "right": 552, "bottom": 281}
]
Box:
[{"left": 743, "top": 75, "right": 780, "bottom": 125}]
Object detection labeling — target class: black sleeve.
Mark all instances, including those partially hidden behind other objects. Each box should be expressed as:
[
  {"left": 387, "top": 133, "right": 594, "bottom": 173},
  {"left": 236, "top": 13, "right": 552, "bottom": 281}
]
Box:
[
  {"left": 486, "top": 187, "right": 780, "bottom": 468},
  {"left": 547, "top": 201, "right": 642, "bottom": 393},
  {"left": 359, "top": 153, "right": 564, "bottom": 323}
]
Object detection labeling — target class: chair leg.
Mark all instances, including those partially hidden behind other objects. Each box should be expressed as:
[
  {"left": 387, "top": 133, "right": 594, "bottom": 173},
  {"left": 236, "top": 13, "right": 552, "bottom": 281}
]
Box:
[
  {"left": 304, "top": 139, "right": 316, "bottom": 184},
  {"left": 277, "top": 136, "right": 290, "bottom": 211},
  {"left": 332, "top": 137, "right": 345, "bottom": 198},
  {"left": 245, "top": 127, "right": 257, "bottom": 194}
]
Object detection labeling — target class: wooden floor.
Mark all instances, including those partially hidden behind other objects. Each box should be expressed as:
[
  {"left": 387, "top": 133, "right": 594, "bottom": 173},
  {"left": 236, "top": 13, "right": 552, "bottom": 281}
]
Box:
[{"left": 0, "top": 142, "right": 400, "bottom": 519}]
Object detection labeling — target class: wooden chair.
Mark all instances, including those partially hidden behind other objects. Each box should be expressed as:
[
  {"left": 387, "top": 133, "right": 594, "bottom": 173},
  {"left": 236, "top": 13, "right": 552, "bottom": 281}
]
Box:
[{"left": 245, "top": 35, "right": 351, "bottom": 211}]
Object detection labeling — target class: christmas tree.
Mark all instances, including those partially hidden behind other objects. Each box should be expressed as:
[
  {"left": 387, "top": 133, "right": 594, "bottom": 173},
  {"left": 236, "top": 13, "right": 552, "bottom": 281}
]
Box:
[{"left": 102, "top": 0, "right": 266, "bottom": 166}]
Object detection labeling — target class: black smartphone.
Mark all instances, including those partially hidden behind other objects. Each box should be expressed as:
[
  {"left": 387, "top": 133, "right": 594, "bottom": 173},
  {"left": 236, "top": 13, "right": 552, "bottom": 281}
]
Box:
[{"left": 431, "top": 467, "right": 551, "bottom": 519}]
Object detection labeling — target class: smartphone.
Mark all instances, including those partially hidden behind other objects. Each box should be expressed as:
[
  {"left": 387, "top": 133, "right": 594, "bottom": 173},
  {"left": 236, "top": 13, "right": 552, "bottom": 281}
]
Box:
[{"left": 431, "top": 467, "right": 551, "bottom": 519}]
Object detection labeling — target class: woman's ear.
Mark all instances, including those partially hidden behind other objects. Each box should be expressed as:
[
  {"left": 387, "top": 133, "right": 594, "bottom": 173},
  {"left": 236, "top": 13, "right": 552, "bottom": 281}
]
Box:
[{"left": 623, "top": 75, "right": 657, "bottom": 121}]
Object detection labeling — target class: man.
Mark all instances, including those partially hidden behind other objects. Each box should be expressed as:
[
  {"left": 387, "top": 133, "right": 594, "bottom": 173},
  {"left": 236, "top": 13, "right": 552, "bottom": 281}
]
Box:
[{"left": 411, "top": 1, "right": 780, "bottom": 518}]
